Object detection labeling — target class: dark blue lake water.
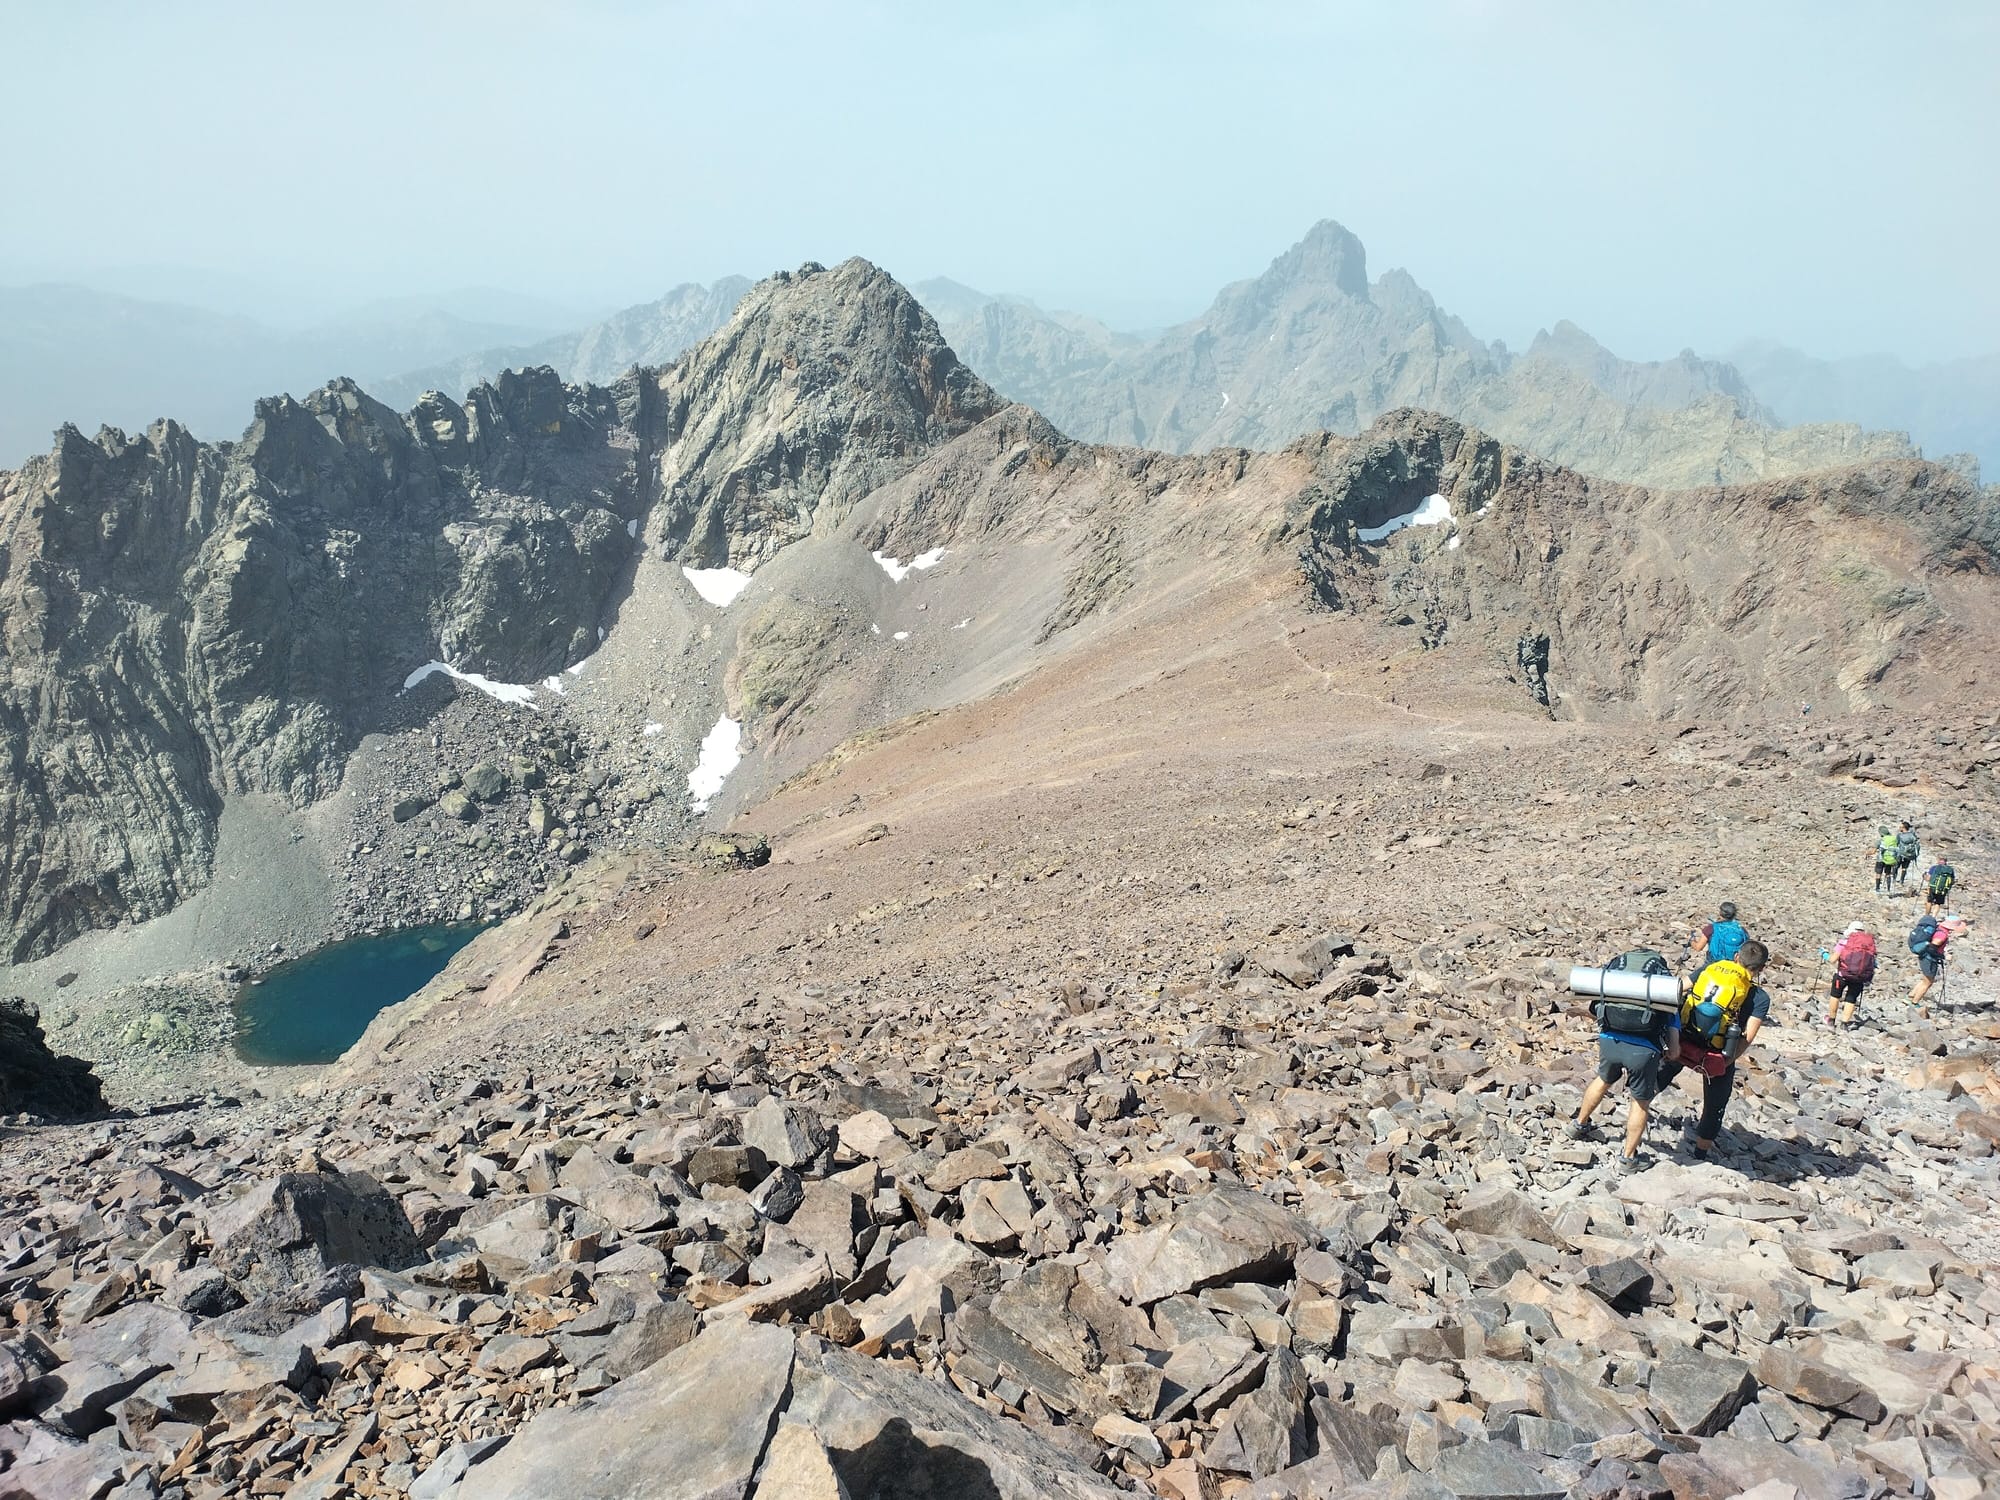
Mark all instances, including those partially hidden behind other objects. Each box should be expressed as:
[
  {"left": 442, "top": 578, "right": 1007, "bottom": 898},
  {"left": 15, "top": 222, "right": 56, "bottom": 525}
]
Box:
[{"left": 233, "top": 923, "right": 486, "bottom": 1065}]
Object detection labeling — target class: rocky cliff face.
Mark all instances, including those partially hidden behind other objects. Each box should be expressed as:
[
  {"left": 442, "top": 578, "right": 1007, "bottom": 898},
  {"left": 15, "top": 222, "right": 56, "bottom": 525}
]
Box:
[
  {"left": 0, "top": 371, "right": 649, "bottom": 961},
  {"left": 924, "top": 220, "right": 1917, "bottom": 488}
]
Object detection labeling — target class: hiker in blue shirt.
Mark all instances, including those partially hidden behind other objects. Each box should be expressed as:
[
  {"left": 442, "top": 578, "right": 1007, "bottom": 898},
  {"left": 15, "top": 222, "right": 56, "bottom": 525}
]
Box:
[{"left": 1690, "top": 902, "right": 1747, "bottom": 972}]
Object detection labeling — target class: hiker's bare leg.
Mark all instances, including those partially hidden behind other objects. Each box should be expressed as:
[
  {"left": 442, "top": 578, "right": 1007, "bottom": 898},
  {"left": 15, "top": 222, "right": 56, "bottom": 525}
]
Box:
[
  {"left": 1576, "top": 1076, "right": 1611, "bottom": 1125},
  {"left": 1622, "top": 1099, "right": 1650, "bottom": 1158}
]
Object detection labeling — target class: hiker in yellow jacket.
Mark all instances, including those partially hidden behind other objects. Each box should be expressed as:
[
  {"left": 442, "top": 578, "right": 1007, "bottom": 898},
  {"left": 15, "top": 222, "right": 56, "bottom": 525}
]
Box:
[{"left": 1658, "top": 939, "right": 1772, "bottom": 1156}]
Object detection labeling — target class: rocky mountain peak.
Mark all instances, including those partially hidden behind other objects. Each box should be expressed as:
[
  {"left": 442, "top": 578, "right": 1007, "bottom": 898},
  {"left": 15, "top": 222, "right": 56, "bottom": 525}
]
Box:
[
  {"left": 652, "top": 259, "right": 1004, "bottom": 566},
  {"left": 1267, "top": 218, "right": 1372, "bottom": 300}
]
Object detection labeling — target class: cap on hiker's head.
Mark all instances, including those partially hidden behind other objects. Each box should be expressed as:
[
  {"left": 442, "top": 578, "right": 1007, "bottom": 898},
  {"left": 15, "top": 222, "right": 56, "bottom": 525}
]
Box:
[
  {"left": 1842, "top": 923, "right": 1864, "bottom": 937},
  {"left": 1945, "top": 915, "right": 1967, "bottom": 928}
]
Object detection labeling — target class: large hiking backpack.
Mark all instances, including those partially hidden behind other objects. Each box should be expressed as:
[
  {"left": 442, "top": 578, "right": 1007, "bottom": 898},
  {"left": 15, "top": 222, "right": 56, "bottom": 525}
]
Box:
[
  {"left": 1928, "top": 864, "right": 1957, "bottom": 901},
  {"left": 1878, "top": 833, "right": 1899, "bottom": 866},
  {"left": 1707, "top": 920, "right": 1747, "bottom": 962},
  {"left": 1606, "top": 948, "right": 1672, "bottom": 977},
  {"left": 1835, "top": 931, "right": 1877, "bottom": 984},
  {"left": 1909, "top": 915, "right": 1940, "bottom": 954},
  {"left": 1897, "top": 831, "right": 1920, "bottom": 862},
  {"left": 1682, "top": 959, "right": 1754, "bottom": 1047},
  {"left": 1594, "top": 949, "right": 1678, "bottom": 1037}
]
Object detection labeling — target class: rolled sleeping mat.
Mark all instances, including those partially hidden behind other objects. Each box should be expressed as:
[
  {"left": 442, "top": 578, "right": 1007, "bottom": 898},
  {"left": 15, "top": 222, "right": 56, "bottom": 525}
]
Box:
[{"left": 1568, "top": 966, "right": 1683, "bottom": 1004}]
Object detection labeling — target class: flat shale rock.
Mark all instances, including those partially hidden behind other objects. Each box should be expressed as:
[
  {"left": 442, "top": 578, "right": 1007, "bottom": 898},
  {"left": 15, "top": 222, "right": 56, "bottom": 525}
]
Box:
[
  {"left": 457, "top": 1321, "right": 796, "bottom": 1500},
  {"left": 1104, "top": 1183, "right": 1312, "bottom": 1305}
]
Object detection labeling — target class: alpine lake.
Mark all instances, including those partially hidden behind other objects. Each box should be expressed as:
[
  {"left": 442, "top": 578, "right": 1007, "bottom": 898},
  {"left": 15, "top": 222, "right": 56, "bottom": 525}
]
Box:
[{"left": 232, "top": 922, "right": 488, "bottom": 1066}]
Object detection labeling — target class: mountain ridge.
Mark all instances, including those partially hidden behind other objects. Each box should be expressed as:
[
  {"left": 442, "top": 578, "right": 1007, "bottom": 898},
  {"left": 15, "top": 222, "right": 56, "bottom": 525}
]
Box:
[
  {"left": 921, "top": 220, "right": 1918, "bottom": 488},
  {"left": 1, "top": 256, "right": 1992, "bottom": 977}
]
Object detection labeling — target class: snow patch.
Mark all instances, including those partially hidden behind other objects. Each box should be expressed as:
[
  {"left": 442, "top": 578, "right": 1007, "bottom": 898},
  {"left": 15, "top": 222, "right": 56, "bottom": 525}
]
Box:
[
  {"left": 642, "top": 721, "right": 664, "bottom": 737},
  {"left": 682, "top": 565, "right": 754, "bottom": 608},
  {"left": 567, "top": 661, "right": 587, "bottom": 676},
  {"left": 688, "top": 715, "right": 742, "bottom": 812},
  {"left": 872, "top": 547, "right": 946, "bottom": 581},
  {"left": 543, "top": 676, "right": 566, "bottom": 695},
  {"left": 892, "top": 631, "right": 910, "bottom": 641},
  {"left": 1219, "top": 391, "right": 1231, "bottom": 409},
  {"left": 1356, "top": 493, "right": 1453, "bottom": 543},
  {"left": 401, "top": 661, "right": 539, "bottom": 709},
  {"left": 626, "top": 518, "right": 639, "bottom": 538},
  {"left": 870, "top": 623, "right": 881, "bottom": 635},
  {"left": 953, "top": 618, "right": 972, "bottom": 630},
  {"left": 1447, "top": 534, "right": 1462, "bottom": 551}
]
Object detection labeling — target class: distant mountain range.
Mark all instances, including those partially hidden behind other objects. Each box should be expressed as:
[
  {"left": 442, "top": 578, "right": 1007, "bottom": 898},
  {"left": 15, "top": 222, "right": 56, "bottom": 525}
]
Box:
[
  {"left": 909, "top": 222, "right": 1913, "bottom": 489},
  {"left": 5, "top": 223, "right": 1992, "bottom": 485},
  {"left": 367, "top": 277, "right": 754, "bottom": 411},
  {"left": 1730, "top": 339, "right": 2000, "bottom": 477},
  {"left": 0, "top": 284, "right": 577, "bottom": 467}
]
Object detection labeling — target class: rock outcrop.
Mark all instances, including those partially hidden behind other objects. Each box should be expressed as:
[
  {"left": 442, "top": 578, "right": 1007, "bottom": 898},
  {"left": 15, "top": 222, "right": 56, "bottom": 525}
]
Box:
[
  {"left": 0, "top": 997, "right": 105, "bottom": 1120},
  {"left": 1284, "top": 408, "right": 2000, "bottom": 717}
]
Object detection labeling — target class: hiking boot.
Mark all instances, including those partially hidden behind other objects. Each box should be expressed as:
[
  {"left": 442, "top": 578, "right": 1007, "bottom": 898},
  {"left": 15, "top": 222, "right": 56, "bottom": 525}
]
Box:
[
  {"left": 1568, "top": 1119, "right": 1599, "bottom": 1141},
  {"left": 1615, "top": 1153, "right": 1644, "bottom": 1175}
]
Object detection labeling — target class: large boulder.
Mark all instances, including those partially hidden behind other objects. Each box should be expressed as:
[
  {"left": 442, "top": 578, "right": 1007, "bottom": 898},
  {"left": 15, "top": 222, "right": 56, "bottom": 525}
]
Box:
[
  {"left": 786, "top": 1330, "right": 1124, "bottom": 1499},
  {"left": 1104, "top": 1184, "right": 1313, "bottom": 1305},
  {"left": 200, "top": 1170, "right": 423, "bottom": 1299},
  {"left": 457, "top": 1321, "right": 1122, "bottom": 1500},
  {"left": 458, "top": 1320, "right": 793, "bottom": 1500}
]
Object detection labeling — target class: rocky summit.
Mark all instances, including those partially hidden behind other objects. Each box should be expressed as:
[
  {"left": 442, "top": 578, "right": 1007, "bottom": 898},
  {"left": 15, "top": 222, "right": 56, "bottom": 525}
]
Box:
[{"left": 4, "top": 248, "right": 2000, "bottom": 1500}]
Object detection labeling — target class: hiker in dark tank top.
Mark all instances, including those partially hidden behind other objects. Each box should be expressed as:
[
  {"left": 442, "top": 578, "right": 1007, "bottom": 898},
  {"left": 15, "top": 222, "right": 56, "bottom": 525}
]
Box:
[{"left": 1663, "top": 939, "right": 1772, "bottom": 1156}]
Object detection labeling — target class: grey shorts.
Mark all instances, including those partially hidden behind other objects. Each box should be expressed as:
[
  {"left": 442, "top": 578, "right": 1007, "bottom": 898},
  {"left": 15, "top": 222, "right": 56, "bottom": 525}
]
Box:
[{"left": 1597, "top": 1037, "right": 1665, "bottom": 1102}]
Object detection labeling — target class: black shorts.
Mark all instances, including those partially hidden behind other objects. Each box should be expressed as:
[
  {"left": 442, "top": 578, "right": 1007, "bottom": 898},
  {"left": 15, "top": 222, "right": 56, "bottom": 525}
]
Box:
[
  {"left": 1829, "top": 976, "right": 1866, "bottom": 1003},
  {"left": 1920, "top": 953, "right": 1944, "bottom": 979},
  {"left": 1597, "top": 1037, "right": 1665, "bottom": 1102}
]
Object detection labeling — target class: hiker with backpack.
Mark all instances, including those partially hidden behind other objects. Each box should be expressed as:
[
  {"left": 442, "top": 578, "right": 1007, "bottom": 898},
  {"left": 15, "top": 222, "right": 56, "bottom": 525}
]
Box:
[
  {"left": 1875, "top": 826, "right": 1901, "bottom": 895},
  {"left": 1925, "top": 855, "right": 1958, "bottom": 914},
  {"left": 1894, "top": 822, "right": 1921, "bottom": 887},
  {"left": 1822, "top": 924, "right": 1876, "bottom": 1029},
  {"left": 1658, "top": 939, "right": 1772, "bottom": 1156},
  {"left": 1690, "top": 902, "right": 1747, "bottom": 972},
  {"left": 1569, "top": 948, "right": 1682, "bottom": 1172},
  {"left": 1909, "top": 913, "right": 1968, "bottom": 1017}
]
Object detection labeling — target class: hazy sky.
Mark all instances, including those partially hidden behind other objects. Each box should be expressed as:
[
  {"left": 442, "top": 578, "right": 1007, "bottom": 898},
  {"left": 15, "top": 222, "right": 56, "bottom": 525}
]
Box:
[{"left": 4, "top": 1, "right": 1995, "bottom": 361}]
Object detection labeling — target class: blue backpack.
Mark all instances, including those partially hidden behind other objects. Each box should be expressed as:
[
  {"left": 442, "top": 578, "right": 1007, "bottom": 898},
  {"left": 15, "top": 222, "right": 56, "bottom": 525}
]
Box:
[{"left": 1708, "top": 920, "right": 1746, "bottom": 961}]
